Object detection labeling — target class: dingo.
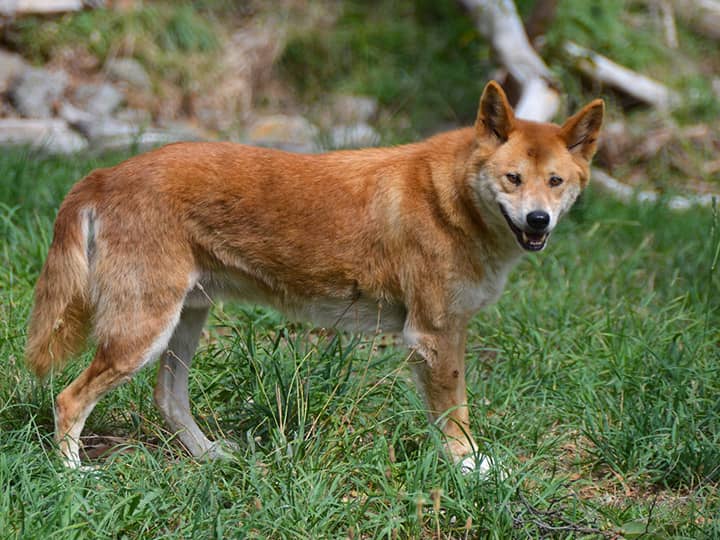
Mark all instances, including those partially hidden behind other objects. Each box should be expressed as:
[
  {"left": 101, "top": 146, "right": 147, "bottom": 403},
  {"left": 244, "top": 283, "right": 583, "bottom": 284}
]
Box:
[{"left": 27, "top": 82, "right": 603, "bottom": 471}]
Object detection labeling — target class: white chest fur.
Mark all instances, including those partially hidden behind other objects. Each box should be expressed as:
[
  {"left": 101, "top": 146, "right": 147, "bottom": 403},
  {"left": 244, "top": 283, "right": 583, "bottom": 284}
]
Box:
[{"left": 449, "top": 260, "right": 515, "bottom": 317}]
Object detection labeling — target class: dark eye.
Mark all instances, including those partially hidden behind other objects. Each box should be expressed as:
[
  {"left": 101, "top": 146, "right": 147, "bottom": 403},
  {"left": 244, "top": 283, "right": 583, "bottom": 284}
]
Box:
[
  {"left": 506, "top": 172, "right": 522, "bottom": 186},
  {"left": 549, "top": 175, "right": 563, "bottom": 187}
]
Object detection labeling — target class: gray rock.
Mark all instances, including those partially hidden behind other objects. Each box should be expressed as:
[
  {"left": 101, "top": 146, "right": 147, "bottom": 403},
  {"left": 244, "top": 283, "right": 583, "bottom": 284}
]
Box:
[
  {"left": 61, "top": 102, "right": 136, "bottom": 140},
  {"left": 329, "top": 123, "right": 380, "bottom": 149},
  {"left": 59, "top": 102, "right": 94, "bottom": 125},
  {"left": 95, "top": 128, "right": 204, "bottom": 152},
  {"left": 0, "top": 48, "right": 28, "bottom": 93},
  {"left": 9, "top": 68, "right": 68, "bottom": 118},
  {"left": 104, "top": 58, "right": 151, "bottom": 90},
  {"left": 74, "top": 83, "right": 124, "bottom": 116},
  {"left": 0, "top": 118, "right": 88, "bottom": 154},
  {"left": 61, "top": 103, "right": 203, "bottom": 151},
  {"left": 247, "top": 114, "right": 318, "bottom": 153},
  {"left": 114, "top": 108, "right": 152, "bottom": 125},
  {"left": 330, "top": 94, "right": 378, "bottom": 124}
]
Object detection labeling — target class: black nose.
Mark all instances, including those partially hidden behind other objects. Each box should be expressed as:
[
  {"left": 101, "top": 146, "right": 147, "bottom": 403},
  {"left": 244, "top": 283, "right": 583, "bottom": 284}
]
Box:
[{"left": 526, "top": 210, "right": 550, "bottom": 231}]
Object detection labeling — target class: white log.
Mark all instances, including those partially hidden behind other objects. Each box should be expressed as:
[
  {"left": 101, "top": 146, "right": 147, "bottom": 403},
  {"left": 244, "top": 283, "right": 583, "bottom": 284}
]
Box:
[
  {"left": 659, "top": 0, "right": 679, "bottom": 48},
  {"left": 0, "top": 0, "right": 83, "bottom": 14},
  {"left": 564, "top": 41, "right": 680, "bottom": 110},
  {"left": 592, "top": 168, "right": 719, "bottom": 211},
  {"left": 458, "top": 0, "right": 560, "bottom": 122}
]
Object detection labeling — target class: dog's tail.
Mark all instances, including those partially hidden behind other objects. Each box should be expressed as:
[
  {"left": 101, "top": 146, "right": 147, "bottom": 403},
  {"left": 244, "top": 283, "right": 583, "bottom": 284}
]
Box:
[{"left": 26, "top": 198, "right": 93, "bottom": 379}]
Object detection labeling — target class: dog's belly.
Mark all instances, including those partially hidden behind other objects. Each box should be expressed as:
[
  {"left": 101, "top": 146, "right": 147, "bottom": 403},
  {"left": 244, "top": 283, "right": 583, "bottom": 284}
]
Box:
[
  {"left": 184, "top": 271, "right": 406, "bottom": 334},
  {"left": 286, "top": 296, "right": 406, "bottom": 333}
]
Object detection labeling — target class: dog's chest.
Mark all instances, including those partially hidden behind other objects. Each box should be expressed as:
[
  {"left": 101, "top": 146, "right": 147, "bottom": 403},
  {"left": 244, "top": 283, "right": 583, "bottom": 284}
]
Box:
[{"left": 449, "top": 262, "right": 513, "bottom": 316}]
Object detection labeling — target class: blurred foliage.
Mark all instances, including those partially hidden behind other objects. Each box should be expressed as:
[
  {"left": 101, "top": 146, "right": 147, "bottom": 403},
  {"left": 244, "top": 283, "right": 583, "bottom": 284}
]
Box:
[
  {"left": 281, "top": 0, "right": 719, "bottom": 127},
  {"left": 5, "top": 2, "right": 221, "bottom": 89},
  {"left": 279, "top": 0, "right": 493, "bottom": 136}
]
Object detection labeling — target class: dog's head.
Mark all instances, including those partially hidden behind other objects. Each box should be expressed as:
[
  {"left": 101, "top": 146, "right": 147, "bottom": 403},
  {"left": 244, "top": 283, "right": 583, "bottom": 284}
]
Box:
[{"left": 468, "top": 81, "right": 604, "bottom": 252}]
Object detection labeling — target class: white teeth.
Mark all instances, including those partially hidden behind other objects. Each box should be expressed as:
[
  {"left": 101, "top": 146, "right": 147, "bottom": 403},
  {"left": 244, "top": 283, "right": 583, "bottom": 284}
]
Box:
[{"left": 522, "top": 232, "right": 528, "bottom": 244}]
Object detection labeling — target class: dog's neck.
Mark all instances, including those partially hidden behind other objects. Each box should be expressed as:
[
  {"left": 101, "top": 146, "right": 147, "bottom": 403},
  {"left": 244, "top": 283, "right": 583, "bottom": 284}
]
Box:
[{"left": 420, "top": 128, "right": 524, "bottom": 267}]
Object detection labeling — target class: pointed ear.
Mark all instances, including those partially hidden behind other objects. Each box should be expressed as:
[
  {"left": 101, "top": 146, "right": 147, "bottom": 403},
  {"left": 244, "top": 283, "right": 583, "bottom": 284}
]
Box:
[
  {"left": 560, "top": 99, "right": 604, "bottom": 161},
  {"left": 475, "top": 81, "right": 515, "bottom": 142}
]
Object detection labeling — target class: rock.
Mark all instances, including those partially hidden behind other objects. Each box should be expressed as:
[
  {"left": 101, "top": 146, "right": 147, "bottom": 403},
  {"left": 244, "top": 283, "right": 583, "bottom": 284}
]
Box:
[
  {"left": 0, "top": 118, "right": 88, "bottom": 154},
  {"left": 60, "top": 102, "right": 137, "bottom": 141},
  {"left": 74, "top": 83, "right": 124, "bottom": 116},
  {"left": 61, "top": 103, "right": 203, "bottom": 151},
  {"left": 0, "top": 48, "right": 28, "bottom": 93},
  {"left": 330, "top": 94, "right": 378, "bottom": 124},
  {"left": 95, "top": 128, "right": 204, "bottom": 153},
  {"left": 329, "top": 123, "right": 380, "bottom": 149},
  {"left": 104, "top": 58, "right": 151, "bottom": 90},
  {"left": 9, "top": 67, "right": 68, "bottom": 118},
  {"left": 114, "top": 108, "right": 152, "bottom": 125},
  {"left": 247, "top": 114, "right": 318, "bottom": 152}
]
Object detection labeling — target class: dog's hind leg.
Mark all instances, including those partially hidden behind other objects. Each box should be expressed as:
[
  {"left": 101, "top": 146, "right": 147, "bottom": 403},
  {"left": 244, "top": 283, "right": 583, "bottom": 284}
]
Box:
[
  {"left": 55, "top": 302, "right": 183, "bottom": 468},
  {"left": 154, "top": 305, "right": 235, "bottom": 459}
]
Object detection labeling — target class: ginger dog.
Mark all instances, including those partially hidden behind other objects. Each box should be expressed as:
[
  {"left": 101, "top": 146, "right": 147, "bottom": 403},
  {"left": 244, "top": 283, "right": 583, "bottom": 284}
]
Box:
[{"left": 26, "top": 82, "right": 603, "bottom": 471}]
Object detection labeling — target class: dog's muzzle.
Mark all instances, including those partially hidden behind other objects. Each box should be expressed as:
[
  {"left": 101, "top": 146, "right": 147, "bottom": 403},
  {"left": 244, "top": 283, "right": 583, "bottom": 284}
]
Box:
[{"left": 499, "top": 204, "right": 549, "bottom": 251}]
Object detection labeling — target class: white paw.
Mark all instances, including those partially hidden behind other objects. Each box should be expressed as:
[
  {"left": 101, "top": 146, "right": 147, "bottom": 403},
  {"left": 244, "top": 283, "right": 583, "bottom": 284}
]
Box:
[
  {"left": 459, "top": 454, "right": 508, "bottom": 479},
  {"left": 63, "top": 459, "right": 102, "bottom": 476}
]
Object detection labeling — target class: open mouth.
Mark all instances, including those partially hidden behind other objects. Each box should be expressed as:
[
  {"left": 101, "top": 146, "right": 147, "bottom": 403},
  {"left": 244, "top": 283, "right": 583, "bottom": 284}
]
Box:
[{"left": 499, "top": 205, "right": 548, "bottom": 252}]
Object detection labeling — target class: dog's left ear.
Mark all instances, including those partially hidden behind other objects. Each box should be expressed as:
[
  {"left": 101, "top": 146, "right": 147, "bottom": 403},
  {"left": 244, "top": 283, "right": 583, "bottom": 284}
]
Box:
[
  {"left": 476, "top": 81, "right": 515, "bottom": 143},
  {"left": 560, "top": 99, "right": 605, "bottom": 161}
]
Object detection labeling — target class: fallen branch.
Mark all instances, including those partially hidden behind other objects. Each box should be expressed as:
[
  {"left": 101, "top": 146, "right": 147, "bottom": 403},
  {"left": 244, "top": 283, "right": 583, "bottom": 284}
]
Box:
[
  {"left": 458, "top": 0, "right": 560, "bottom": 122},
  {"left": 513, "top": 487, "right": 611, "bottom": 537},
  {"left": 0, "top": 0, "right": 83, "bottom": 16},
  {"left": 564, "top": 41, "right": 679, "bottom": 110},
  {"left": 658, "top": 0, "right": 679, "bottom": 48},
  {"left": 592, "top": 168, "right": 719, "bottom": 210}
]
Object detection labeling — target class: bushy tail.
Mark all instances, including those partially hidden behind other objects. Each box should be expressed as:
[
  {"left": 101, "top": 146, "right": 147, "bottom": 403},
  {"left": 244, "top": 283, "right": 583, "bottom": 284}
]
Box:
[{"left": 26, "top": 204, "right": 92, "bottom": 379}]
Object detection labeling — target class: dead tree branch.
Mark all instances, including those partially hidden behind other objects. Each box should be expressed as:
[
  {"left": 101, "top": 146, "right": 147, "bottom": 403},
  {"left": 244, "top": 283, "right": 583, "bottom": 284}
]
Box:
[
  {"left": 564, "top": 41, "right": 680, "bottom": 110},
  {"left": 513, "top": 487, "right": 612, "bottom": 538},
  {"left": 0, "top": 0, "right": 84, "bottom": 16},
  {"left": 592, "top": 168, "right": 720, "bottom": 210},
  {"left": 458, "top": 0, "right": 560, "bottom": 122}
]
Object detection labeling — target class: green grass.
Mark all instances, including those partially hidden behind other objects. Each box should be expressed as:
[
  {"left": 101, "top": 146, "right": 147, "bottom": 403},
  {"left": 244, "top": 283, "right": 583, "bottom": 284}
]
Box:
[{"left": 1, "top": 147, "right": 719, "bottom": 538}]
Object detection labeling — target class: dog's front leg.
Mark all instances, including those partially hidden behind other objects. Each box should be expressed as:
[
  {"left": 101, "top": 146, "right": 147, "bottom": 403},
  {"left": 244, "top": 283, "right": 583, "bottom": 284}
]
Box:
[{"left": 404, "top": 324, "right": 482, "bottom": 472}]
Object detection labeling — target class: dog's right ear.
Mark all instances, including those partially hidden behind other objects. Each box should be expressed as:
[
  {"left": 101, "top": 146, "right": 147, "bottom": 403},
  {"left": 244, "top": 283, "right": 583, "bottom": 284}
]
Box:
[{"left": 475, "top": 81, "right": 515, "bottom": 143}]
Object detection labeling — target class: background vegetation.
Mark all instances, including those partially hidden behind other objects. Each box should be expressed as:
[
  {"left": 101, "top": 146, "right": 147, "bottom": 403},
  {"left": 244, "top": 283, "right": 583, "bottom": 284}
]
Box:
[{"left": 1, "top": 0, "right": 719, "bottom": 537}]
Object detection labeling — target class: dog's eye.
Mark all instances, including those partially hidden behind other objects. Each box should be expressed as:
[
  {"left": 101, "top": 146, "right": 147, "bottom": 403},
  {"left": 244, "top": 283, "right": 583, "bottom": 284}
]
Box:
[
  {"left": 549, "top": 175, "right": 563, "bottom": 187},
  {"left": 506, "top": 173, "right": 522, "bottom": 185}
]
